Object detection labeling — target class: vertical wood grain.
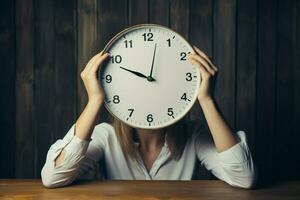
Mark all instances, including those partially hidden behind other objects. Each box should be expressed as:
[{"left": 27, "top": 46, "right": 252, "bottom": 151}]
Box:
[
  {"left": 77, "top": 0, "right": 98, "bottom": 116},
  {"left": 213, "top": 0, "right": 237, "bottom": 129},
  {"left": 149, "top": 0, "right": 169, "bottom": 26},
  {"left": 15, "top": 0, "right": 35, "bottom": 178},
  {"left": 97, "top": 0, "right": 129, "bottom": 49},
  {"left": 294, "top": 0, "right": 300, "bottom": 180},
  {"left": 189, "top": 0, "right": 213, "bottom": 56},
  {"left": 0, "top": 0, "right": 16, "bottom": 178},
  {"left": 129, "top": 0, "right": 149, "bottom": 25},
  {"left": 256, "top": 0, "right": 277, "bottom": 183},
  {"left": 235, "top": 0, "right": 257, "bottom": 148},
  {"left": 275, "top": 0, "right": 297, "bottom": 180},
  {"left": 54, "top": 0, "right": 77, "bottom": 140},
  {"left": 34, "top": 0, "right": 55, "bottom": 177},
  {"left": 170, "top": 0, "right": 189, "bottom": 38}
]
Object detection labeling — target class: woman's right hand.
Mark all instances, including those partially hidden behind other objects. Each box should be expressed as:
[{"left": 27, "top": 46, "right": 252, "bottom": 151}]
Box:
[{"left": 80, "top": 51, "right": 109, "bottom": 103}]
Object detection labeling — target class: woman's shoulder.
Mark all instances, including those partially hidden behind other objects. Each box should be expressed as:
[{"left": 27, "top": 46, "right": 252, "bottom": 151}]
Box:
[
  {"left": 91, "top": 122, "right": 117, "bottom": 143},
  {"left": 95, "top": 122, "right": 114, "bottom": 132}
]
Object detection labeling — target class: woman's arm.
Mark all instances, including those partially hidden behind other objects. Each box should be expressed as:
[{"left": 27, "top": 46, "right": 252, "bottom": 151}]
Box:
[
  {"left": 55, "top": 52, "right": 109, "bottom": 166},
  {"left": 41, "top": 52, "right": 109, "bottom": 188},
  {"left": 189, "top": 46, "right": 256, "bottom": 188},
  {"left": 188, "top": 46, "right": 237, "bottom": 152},
  {"left": 198, "top": 99, "right": 238, "bottom": 152}
]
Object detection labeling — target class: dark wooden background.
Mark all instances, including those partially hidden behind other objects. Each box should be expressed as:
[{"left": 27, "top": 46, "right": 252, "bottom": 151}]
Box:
[{"left": 1, "top": 0, "right": 299, "bottom": 184}]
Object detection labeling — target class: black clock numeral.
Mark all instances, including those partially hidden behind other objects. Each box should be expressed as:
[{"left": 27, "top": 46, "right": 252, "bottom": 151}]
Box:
[
  {"left": 185, "top": 72, "right": 192, "bottom": 81},
  {"left": 113, "top": 95, "right": 120, "bottom": 104},
  {"left": 124, "top": 40, "right": 133, "bottom": 48},
  {"left": 142, "top": 32, "right": 154, "bottom": 41},
  {"left": 181, "top": 93, "right": 187, "bottom": 100},
  {"left": 111, "top": 55, "right": 122, "bottom": 64},
  {"left": 105, "top": 74, "right": 112, "bottom": 83},
  {"left": 147, "top": 114, "right": 153, "bottom": 123},
  {"left": 167, "top": 36, "right": 175, "bottom": 47},
  {"left": 180, "top": 52, "right": 187, "bottom": 61},
  {"left": 128, "top": 108, "right": 134, "bottom": 117},
  {"left": 167, "top": 108, "right": 175, "bottom": 118},
  {"left": 166, "top": 38, "right": 171, "bottom": 47},
  {"left": 181, "top": 93, "right": 191, "bottom": 101}
]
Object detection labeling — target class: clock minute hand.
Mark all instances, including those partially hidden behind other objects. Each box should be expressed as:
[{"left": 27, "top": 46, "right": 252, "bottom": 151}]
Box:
[
  {"left": 148, "top": 43, "right": 157, "bottom": 82},
  {"left": 120, "top": 66, "right": 155, "bottom": 80}
]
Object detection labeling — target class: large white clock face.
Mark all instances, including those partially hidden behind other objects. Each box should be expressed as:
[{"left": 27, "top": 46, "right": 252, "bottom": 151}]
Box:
[{"left": 99, "top": 24, "right": 200, "bottom": 129}]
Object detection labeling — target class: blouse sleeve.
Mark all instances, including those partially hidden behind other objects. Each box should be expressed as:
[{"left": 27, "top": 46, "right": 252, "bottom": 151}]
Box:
[
  {"left": 194, "top": 127, "right": 257, "bottom": 189},
  {"left": 41, "top": 123, "right": 109, "bottom": 188}
]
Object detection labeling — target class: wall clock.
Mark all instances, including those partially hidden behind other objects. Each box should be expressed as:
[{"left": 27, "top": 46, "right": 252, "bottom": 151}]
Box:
[{"left": 99, "top": 24, "right": 200, "bottom": 129}]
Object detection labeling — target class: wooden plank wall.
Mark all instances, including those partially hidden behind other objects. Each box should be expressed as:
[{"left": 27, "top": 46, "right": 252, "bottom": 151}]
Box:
[
  {"left": 0, "top": 0, "right": 16, "bottom": 178},
  {"left": 1, "top": 0, "right": 300, "bottom": 184}
]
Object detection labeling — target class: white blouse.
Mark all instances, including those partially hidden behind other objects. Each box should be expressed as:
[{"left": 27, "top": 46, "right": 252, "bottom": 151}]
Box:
[{"left": 41, "top": 122, "right": 256, "bottom": 188}]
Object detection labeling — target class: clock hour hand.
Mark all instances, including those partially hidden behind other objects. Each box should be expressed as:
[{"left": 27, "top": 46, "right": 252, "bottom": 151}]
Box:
[{"left": 120, "top": 66, "right": 156, "bottom": 81}]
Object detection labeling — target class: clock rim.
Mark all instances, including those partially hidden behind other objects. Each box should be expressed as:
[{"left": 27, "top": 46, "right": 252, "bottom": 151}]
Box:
[{"left": 100, "top": 23, "right": 200, "bottom": 130}]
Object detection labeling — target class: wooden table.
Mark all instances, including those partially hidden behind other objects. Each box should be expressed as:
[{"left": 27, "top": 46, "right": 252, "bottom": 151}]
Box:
[{"left": 0, "top": 179, "right": 299, "bottom": 200}]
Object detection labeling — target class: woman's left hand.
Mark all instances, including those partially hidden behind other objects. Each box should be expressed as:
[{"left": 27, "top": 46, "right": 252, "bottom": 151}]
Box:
[{"left": 188, "top": 46, "right": 218, "bottom": 102}]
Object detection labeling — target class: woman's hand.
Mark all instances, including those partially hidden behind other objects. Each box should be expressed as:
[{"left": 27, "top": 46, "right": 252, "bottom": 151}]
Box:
[
  {"left": 80, "top": 51, "right": 109, "bottom": 103},
  {"left": 188, "top": 46, "right": 218, "bottom": 102}
]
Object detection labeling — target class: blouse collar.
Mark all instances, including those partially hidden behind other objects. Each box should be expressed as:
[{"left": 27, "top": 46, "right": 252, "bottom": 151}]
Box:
[{"left": 133, "top": 131, "right": 168, "bottom": 149}]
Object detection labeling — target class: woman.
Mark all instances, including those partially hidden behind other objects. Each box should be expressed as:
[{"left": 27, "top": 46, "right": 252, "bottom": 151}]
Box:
[{"left": 41, "top": 46, "right": 256, "bottom": 188}]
